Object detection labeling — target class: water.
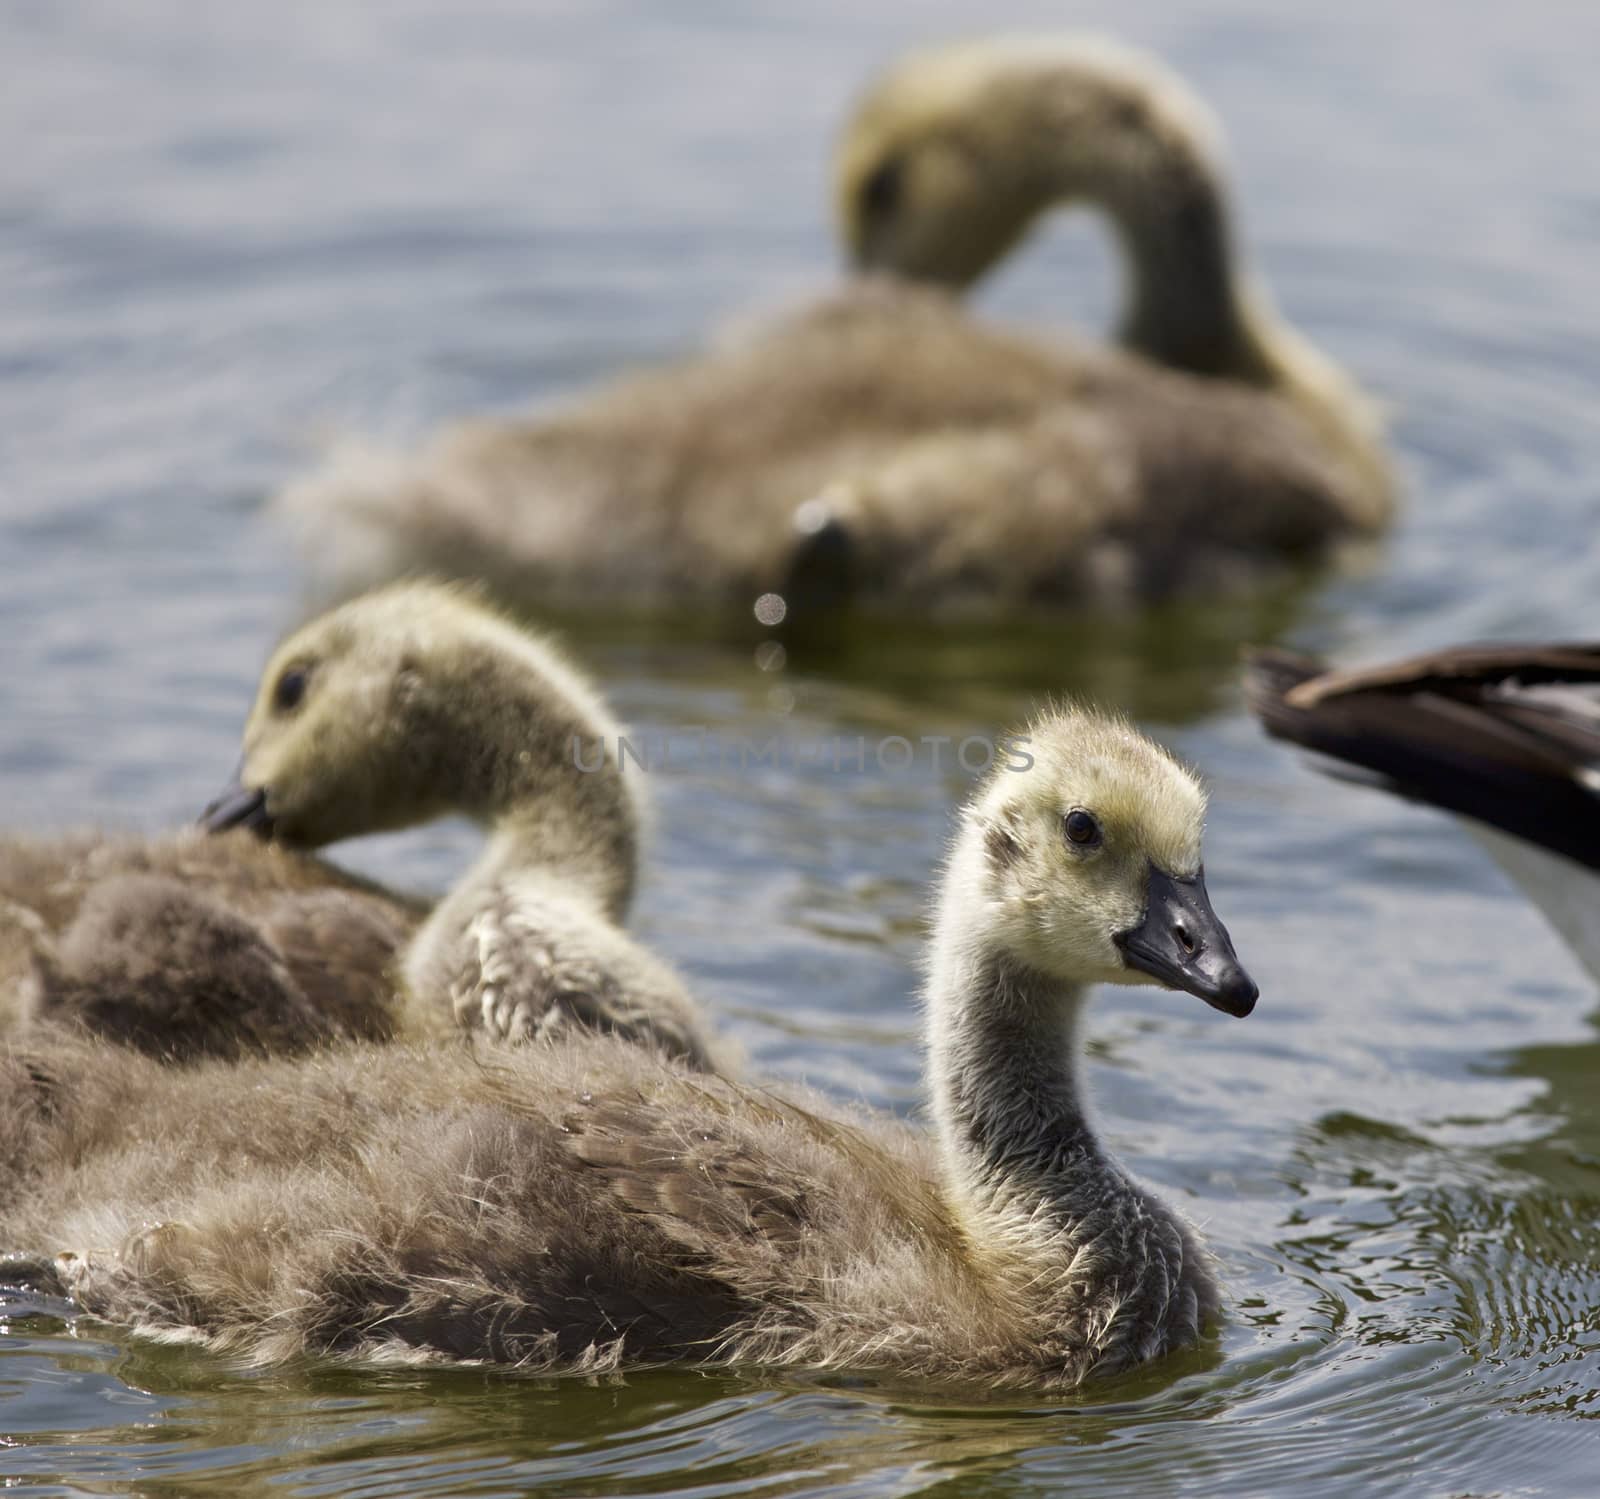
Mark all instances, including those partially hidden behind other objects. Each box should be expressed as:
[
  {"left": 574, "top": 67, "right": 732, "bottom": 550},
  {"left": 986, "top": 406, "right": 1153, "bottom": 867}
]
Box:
[{"left": 3, "top": 0, "right": 1600, "bottom": 1492}]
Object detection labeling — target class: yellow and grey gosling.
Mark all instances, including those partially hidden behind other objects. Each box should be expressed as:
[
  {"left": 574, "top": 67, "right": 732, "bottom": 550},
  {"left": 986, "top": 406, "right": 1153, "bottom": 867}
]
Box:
[
  {"left": 276, "top": 35, "right": 1390, "bottom": 617},
  {"left": 835, "top": 37, "right": 1385, "bottom": 468},
  {"left": 0, "top": 582, "right": 714, "bottom": 1068},
  {"left": 3, "top": 705, "right": 1256, "bottom": 1388}
]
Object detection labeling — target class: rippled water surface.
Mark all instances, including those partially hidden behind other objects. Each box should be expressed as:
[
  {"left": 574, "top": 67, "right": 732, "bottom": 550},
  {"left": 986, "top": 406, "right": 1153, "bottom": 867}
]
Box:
[{"left": 5, "top": 1, "right": 1600, "bottom": 1493}]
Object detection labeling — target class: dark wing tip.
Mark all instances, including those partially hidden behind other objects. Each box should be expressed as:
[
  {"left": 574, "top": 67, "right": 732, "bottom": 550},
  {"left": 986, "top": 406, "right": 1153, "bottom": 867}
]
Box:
[
  {"left": 1241, "top": 646, "right": 1328, "bottom": 743},
  {"left": 1243, "top": 642, "right": 1600, "bottom": 872}
]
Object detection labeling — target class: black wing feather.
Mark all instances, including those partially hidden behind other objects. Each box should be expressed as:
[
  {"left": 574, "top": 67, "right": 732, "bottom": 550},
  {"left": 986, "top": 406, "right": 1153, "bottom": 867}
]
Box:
[{"left": 1244, "top": 645, "right": 1600, "bottom": 871}]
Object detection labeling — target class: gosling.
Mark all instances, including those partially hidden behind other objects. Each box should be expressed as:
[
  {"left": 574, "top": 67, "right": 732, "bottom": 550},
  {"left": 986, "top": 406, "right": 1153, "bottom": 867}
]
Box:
[
  {"left": 3, "top": 705, "right": 1257, "bottom": 1389},
  {"left": 276, "top": 35, "right": 1392, "bottom": 618},
  {"left": 0, "top": 582, "right": 714, "bottom": 1067}
]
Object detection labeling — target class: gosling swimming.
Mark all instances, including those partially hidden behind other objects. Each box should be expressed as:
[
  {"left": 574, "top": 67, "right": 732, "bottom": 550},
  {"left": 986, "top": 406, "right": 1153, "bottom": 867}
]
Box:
[
  {"left": 3, "top": 705, "right": 1256, "bottom": 1388},
  {"left": 1247, "top": 641, "right": 1600, "bottom": 982},
  {"left": 0, "top": 582, "right": 714, "bottom": 1067},
  {"left": 277, "top": 35, "right": 1392, "bottom": 618}
]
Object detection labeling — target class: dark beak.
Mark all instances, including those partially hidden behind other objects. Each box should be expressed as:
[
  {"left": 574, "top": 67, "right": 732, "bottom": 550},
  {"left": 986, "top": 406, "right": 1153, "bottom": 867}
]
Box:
[
  {"left": 1114, "top": 866, "right": 1258, "bottom": 1018},
  {"left": 200, "top": 775, "right": 275, "bottom": 839}
]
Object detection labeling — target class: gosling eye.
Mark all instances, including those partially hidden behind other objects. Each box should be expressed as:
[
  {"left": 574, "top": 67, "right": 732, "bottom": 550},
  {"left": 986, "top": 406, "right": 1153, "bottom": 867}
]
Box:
[
  {"left": 859, "top": 157, "right": 904, "bottom": 223},
  {"left": 272, "top": 666, "right": 310, "bottom": 714},
  {"left": 1063, "top": 809, "right": 1103, "bottom": 850}
]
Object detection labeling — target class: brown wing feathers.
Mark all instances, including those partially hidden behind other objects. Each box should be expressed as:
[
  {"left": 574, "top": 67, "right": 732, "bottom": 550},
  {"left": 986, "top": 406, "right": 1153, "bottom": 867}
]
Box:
[{"left": 1245, "top": 645, "right": 1600, "bottom": 870}]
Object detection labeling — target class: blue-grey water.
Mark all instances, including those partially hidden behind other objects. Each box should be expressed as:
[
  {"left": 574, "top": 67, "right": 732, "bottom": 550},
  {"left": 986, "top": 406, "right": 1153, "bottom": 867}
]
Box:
[{"left": 4, "top": 1, "right": 1600, "bottom": 1493}]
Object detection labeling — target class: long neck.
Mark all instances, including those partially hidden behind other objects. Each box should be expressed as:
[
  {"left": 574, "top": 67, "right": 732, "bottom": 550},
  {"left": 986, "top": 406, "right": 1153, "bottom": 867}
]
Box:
[
  {"left": 1005, "top": 68, "right": 1264, "bottom": 383},
  {"left": 1103, "top": 166, "right": 1271, "bottom": 383},
  {"left": 927, "top": 918, "right": 1119, "bottom": 1221},
  {"left": 439, "top": 649, "right": 639, "bottom": 921},
  {"left": 925, "top": 877, "right": 1212, "bottom": 1365},
  {"left": 473, "top": 778, "right": 637, "bottom": 923},
  {"left": 1016, "top": 60, "right": 1390, "bottom": 507},
  {"left": 1008, "top": 58, "right": 1369, "bottom": 400}
]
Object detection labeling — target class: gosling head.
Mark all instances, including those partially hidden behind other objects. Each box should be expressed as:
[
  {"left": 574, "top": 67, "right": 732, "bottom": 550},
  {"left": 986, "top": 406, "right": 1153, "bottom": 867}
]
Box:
[
  {"left": 201, "top": 582, "right": 622, "bottom": 849},
  {"left": 836, "top": 35, "right": 1223, "bottom": 290},
  {"left": 962, "top": 708, "right": 1256, "bottom": 1017}
]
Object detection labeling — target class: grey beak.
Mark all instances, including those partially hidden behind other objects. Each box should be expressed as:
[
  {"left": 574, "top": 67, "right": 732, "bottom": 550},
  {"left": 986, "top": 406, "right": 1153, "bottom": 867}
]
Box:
[
  {"left": 200, "top": 772, "right": 275, "bottom": 839},
  {"left": 1114, "top": 866, "right": 1258, "bottom": 1018}
]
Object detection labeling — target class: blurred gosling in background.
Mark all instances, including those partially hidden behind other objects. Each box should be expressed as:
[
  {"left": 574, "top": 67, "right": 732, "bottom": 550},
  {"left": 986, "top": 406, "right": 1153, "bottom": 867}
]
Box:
[
  {"left": 277, "top": 35, "right": 1393, "bottom": 620},
  {"left": 0, "top": 583, "right": 715, "bottom": 1068}
]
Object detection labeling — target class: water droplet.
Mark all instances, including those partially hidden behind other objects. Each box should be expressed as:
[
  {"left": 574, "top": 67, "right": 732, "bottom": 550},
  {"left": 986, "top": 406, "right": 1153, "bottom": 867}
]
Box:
[{"left": 792, "top": 496, "right": 832, "bottom": 536}]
